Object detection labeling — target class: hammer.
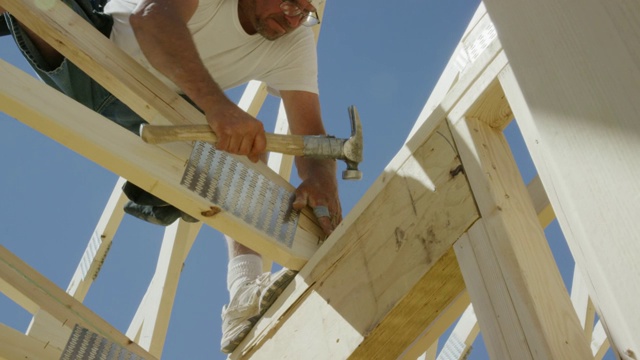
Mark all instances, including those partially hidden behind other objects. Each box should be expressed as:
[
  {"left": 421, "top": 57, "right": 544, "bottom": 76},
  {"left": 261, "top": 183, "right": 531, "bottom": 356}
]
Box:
[{"left": 139, "top": 105, "right": 363, "bottom": 180}]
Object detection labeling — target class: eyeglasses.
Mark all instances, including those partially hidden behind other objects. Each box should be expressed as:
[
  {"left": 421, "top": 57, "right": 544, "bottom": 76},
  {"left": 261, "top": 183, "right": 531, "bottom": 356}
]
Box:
[{"left": 280, "top": 0, "right": 320, "bottom": 27}]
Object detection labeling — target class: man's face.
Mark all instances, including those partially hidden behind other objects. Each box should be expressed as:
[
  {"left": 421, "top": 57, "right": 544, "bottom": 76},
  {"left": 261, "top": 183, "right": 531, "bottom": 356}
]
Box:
[{"left": 250, "top": 0, "right": 317, "bottom": 40}]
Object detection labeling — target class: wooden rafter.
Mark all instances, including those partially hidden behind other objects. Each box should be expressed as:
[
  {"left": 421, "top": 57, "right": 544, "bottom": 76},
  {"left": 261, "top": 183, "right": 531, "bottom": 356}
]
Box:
[
  {"left": 1, "top": 0, "right": 636, "bottom": 358},
  {"left": 231, "top": 118, "right": 478, "bottom": 359},
  {"left": 0, "top": 0, "right": 323, "bottom": 270},
  {"left": 0, "top": 322, "right": 61, "bottom": 360},
  {"left": 0, "top": 245, "right": 156, "bottom": 359},
  {"left": 486, "top": 0, "right": 640, "bottom": 354}
]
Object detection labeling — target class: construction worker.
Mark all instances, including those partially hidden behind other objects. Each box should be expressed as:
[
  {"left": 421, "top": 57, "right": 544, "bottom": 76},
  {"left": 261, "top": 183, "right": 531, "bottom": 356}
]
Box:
[{"left": 1, "top": 0, "right": 341, "bottom": 353}]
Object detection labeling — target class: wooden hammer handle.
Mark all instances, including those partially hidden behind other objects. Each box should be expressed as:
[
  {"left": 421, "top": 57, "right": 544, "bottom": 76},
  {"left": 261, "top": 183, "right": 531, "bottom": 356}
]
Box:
[{"left": 140, "top": 124, "right": 306, "bottom": 156}]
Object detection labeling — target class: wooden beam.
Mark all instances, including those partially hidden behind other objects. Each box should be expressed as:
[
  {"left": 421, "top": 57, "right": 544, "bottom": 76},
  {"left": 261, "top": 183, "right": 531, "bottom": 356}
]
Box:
[
  {"left": 126, "top": 221, "right": 201, "bottom": 357},
  {"left": 0, "top": 0, "right": 199, "bottom": 127},
  {"left": 231, "top": 115, "right": 478, "bottom": 358},
  {"left": 570, "top": 266, "right": 596, "bottom": 341},
  {"left": 65, "top": 177, "right": 128, "bottom": 300},
  {"left": 396, "top": 291, "right": 471, "bottom": 360},
  {"left": 453, "top": 223, "right": 521, "bottom": 359},
  {"left": 0, "top": 0, "right": 324, "bottom": 269},
  {"left": 402, "top": 173, "right": 555, "bottom": 360},
  {"left": 237, "top": 81, "right": 268, "bottom": 117},
  {"left": 0, "top": 322, "right": 60, "bottom": 360},
  {"left": 420, "top": 340, "right": 438, "bottom": 360},
  {"left": 19, "top": 178, "right": 129, "bottom": 351},
  {"left": 527, "top": 175, "right": 554, "bottom": 229},
  {"left": 592, "top": 321, "right": 610, "bottom": 360},
  {"left": 435, "top": 304, "right": 478, "bottom": 360},
  {"left": 0, "top": 245, "right": 156, "bottom": 359},
  {"left": 0, "top": 59, "right": 320, "bottom": 270},
  {"left": 231, "top": 24, "right": 516, "bottom": 358},
  {"left": 0, "top": 277, "right": 38, "bottom": 315},
  {"left": 485, "top": 0, "right": 640, "bottom": 355},
  {"left": 25, "top": 310, "right": 72, "bottom": 354},
  {"left": 266, "top": 102, "right": 295, "bottom": 181},
  {"left": 450, "top": 116, "right": 593, "bottom": 359}
]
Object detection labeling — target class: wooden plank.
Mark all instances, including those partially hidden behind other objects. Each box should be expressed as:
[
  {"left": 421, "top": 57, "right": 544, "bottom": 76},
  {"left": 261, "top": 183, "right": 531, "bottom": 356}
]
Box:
[
  {"left": 238, "top": 81, "right": 268, "bottom": 117},
  {"left": 0, "top": 245, "right": 156, "bottom": 359},
  {"left": 21, "top": 178, "right": 129, "bottom": 351},
  {"left": 420, "top": 340, "right": 438, "bottom": 360},
  {"left": 485, "top": 0, "right": 640, "bottom": 355},
  {"left": 266, "top": 102, "right": 295, "bottom": 180},
  {"left": 592, "top": 321, "right": 610, "bottom": 360},
  {"left": 0, "top": 59, "right": 320, "bottom": 270},
  {"left": 0, "top": 322, "right": 60, "bottom": 360},
  {"left": 66, "top": 177, "right": 128, "bottom": 300},
  {"left": 570, "top": 267, "right": 596, "bottom": 340},
  {"left": 435, "top": 304, "right": 478, "bottom": 360},
  {"left": 453, "top": 227, "right": 512, "bottom": 360},
  {"left": 231, "top": 117, "right": 478, "bottom": 359},
  {"left": 0, "top": 0, "right": 199, "bottom": 126},
  {"left": 0, "top": 0, "right": 324, "bottom": 269},
  {"left": 527, "top": 175, "right": 554, "bottom": 229},
  {"left": 450, "top": 116, "right": 593, "bottom": 359},
  {"left": 126, "top": 221, "right": 201, "bottom": 357},
  {"left": 25, "top": 310, "right": 72, "bottom": 354},
  {"left": 397, "top": 291, "right": 471, "bottom": 360},
  {"left": 232, "top": 27, "right": 513, "bottom": 358},
  {"left": 0, "top": 277, "right": 38, "bottom": 315},
  {"left": 402, "top": 172, "right": 555, "bottom": 360}
]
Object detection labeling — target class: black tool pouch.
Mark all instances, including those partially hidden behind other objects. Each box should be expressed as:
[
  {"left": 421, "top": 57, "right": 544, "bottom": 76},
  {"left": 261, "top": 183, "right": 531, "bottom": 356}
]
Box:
[
  {"left": 122, "top": 181, "right": 171, "bottom": 207},
  {"left": 1, "top": 14, "right": 10, "bottom": 37}
]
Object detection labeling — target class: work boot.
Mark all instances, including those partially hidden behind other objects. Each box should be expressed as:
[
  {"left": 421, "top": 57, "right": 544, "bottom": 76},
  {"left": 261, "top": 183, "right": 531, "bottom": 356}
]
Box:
[
  {"left": 220, "top": 269, "right": 297, "bottom": 354},
  {"left": 123, "top": 201, "right": 198, "bottom": 226},
  {"left": 122, "top": 181, "right": 198, "bottom": 225},
  {"left": 1, "top": 14, "right": 10, "bottom": 37}
]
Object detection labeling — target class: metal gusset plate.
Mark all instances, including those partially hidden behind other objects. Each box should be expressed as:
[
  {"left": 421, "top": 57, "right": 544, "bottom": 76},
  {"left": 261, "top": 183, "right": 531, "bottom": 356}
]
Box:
[
  {"left": 181, "top": 141, "right": 298, "bottom": 248},
  {"left": 61, "top": 325, "right": 144, "bottom": 360}
]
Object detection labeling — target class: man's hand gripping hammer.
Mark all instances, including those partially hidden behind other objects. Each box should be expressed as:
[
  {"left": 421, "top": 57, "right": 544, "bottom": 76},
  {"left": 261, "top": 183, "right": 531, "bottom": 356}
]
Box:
[{"left": 139, "top": 106, "right": 364, "bottom": 180}]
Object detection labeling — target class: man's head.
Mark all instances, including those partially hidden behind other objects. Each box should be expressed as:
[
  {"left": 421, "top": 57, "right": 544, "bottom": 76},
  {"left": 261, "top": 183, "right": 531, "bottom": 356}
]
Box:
[{"left": 239, "top": 0, "right": 321, "bottom": 40}]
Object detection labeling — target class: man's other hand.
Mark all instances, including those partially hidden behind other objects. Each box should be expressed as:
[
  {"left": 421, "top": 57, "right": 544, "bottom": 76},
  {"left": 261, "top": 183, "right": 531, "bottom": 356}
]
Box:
[{"left": 292, "top": 160, "right": 342, "bottom": 236}]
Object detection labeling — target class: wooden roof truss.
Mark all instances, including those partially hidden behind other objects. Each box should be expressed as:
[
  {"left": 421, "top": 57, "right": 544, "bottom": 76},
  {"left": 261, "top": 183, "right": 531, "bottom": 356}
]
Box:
[{"left": 1, "top": 0, "right": 638, "bottom": 358}]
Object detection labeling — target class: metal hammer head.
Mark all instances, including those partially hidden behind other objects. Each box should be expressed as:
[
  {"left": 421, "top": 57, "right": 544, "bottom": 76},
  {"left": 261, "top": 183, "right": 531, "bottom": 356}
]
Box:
[{"left": 341, "top": 105, "right": 363, "bottom": 180}]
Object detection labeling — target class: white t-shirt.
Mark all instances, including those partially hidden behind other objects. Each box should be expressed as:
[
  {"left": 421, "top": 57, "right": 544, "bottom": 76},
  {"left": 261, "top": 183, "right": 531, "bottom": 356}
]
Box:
[{"left": 104, "top": 0, "right": 319, "bottom": 95}]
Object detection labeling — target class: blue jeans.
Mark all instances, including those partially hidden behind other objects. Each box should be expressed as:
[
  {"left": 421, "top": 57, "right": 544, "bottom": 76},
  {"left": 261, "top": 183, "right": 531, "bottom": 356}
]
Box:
[
  {"left": 5, "top": 1, "right": 197, "bottom": 225},
  {"left": 5, "top": 0, "right": 144, "bottom": 134}
]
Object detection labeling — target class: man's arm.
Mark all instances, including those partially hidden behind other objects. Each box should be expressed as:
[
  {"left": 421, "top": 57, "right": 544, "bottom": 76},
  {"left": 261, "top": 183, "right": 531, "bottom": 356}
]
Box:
[
  {"left": 129, "top": 0, "right": 266, "bottom": 162},
  {"left": 281, "top": 90, "right": 342, "bottom": 235}
]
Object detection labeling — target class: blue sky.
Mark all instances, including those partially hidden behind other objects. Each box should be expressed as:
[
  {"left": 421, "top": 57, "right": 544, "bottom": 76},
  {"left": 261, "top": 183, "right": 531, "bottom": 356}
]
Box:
[{"left": 0, "top": 1, "right": 612, "bottom": 359}]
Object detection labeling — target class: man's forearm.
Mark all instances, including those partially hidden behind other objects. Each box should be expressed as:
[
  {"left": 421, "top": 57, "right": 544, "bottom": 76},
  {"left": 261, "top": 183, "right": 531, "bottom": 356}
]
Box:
[{"left": 296, "top": 157, "right": 337, "bottom": 182}]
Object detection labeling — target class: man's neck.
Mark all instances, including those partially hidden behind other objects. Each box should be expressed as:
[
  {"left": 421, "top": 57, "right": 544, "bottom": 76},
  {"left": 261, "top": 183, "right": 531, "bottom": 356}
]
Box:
[{"left": 237, "top": 0, "right": 257, "bottom": 35}]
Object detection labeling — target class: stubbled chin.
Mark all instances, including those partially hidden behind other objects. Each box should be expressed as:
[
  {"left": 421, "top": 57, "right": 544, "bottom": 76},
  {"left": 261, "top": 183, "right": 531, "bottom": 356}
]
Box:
[{"left": 257, "top": 17, "right": 288, "bottom": 40}]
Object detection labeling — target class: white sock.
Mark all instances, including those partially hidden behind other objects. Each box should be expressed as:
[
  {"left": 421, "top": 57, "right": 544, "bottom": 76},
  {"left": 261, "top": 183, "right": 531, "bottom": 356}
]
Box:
[{"left": 227, "top": 254, "right": 263, "bottom": 299}]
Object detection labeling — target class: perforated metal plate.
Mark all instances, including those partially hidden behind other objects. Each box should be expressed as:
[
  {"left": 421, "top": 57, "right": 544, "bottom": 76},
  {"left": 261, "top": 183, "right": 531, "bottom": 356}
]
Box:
[
  {"left": 61, "top": 325, "right": 144, "bottom": 360},
  {"left": 181, "top": 141, "right": 298, "bottom": 248}
]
